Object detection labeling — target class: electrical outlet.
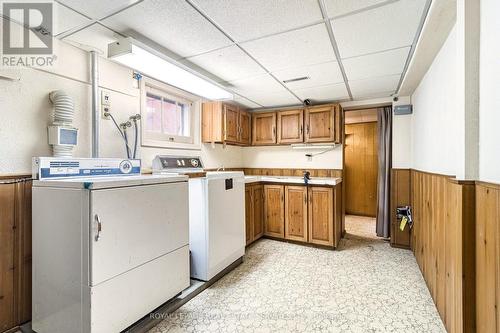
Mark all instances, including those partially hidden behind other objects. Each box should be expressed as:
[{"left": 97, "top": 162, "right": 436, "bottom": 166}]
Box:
[
  {"left": 101, "top": 91, "right": 111, "bottom": 106},
  {"left": 102, "top": 105, "right": 111, "bottom": 120}
]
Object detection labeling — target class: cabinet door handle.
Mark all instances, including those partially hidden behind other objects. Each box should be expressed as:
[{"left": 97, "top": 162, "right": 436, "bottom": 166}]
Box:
[
  {"left": 306, "top": 124, "right": 310, "bottom": 135},
  {"left": 300, "top": 125, "right": 303, "bottom": 135},
  {"left": 273, "top": 127, "right": 276, "bottom": 139},
  {"left": 304, "top": 195, "right": 307, "bottom": 204},
  {"left": 95, "top": 214, "right": 102, "bottom": 241}
]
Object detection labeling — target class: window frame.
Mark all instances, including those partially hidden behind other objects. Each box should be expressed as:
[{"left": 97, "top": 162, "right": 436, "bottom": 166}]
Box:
[{"left": 140, "top": 77, "right": 201, "bottom": 150}]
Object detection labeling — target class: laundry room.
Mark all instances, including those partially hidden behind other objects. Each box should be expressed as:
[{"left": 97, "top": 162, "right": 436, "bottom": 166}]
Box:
[{"left": 1, "top": 0, "right": 499, "bottom": 333}]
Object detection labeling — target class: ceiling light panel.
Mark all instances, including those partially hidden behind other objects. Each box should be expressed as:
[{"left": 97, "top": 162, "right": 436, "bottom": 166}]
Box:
[
  {"left": 293, "top": 83, "right": 349, "bottom": 102},
  {"left": 242, "top": 24, "right": 335, "bottom": 72},
  {"left": 102, "top": 0, "right": 233, "bottom": 59},
  {"left": 273, "top": 61, "right": 344, "bottom": 89},
  {"left": 184, "top": 45, "right": 266, "bottom": 83},
  {"left": 331, "top": 0, "right": 426, "bottom": 58},
  {"left": 324, "top": 0, "right": 390, "bottom": 18},
  {"left": 349, "top": 74, "right": 400, "bottom": 98},
  {"left": 56, "top": 0, "right": 141, "bottom": 20},
  {"left": 343, "top": 47, "right": 410, "bottom": 81},
  {"left": 52, "top": 3, "right": 92, "bottom": 36},
  {"left": 63, "top": 23, "right": 117, "bottom": 56},
  {"left": 189, "top": 0, "right": 323, "bottom": 42}
]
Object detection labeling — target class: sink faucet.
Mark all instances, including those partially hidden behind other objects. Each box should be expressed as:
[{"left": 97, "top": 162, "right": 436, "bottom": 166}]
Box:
[
  {"left": 216, "top": 165, "right": 225, "bottom": 171},
  {"left": 303, "top": 170, "right": 311, "bottom": 185}
]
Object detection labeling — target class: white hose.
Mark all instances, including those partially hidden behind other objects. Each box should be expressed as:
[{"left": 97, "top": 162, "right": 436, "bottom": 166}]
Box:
[{"left": 49, "top": 90, "right": 75, "bottom": 157}]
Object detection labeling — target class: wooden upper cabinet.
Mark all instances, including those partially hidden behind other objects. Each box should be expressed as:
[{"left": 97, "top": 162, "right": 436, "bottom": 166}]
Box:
[
  {"left": 239, "top": 110, "right": 251, "bottom": 145},
  {"left": 252, "top": 112, "right": 276, "bottom": 145},
  {"left": 305, "top": 105, "right": 335, "bottom": 143},
  {"left": 224, "top": 104, "right": 239, "bottom": 143},
  {"left": 202, "top": 101, "right": 251, "bottom": 145},
  {"left": 308, "top": 186, "right": 334, "bottom": 246},
  {"left": 264, "top": 185, "right": 284, "bottom": 238},
  {"left": 277, "top": 109, "right": 303, "bottom": 144},
  {"left": 284, "top": 186, "right": 308, "bottom": 242},
  {"left": 252, "top": 185, "right": 264, "bottom": 239}
]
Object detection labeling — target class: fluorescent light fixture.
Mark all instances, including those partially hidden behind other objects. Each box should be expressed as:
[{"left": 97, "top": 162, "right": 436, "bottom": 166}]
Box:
[
  {"left": 291, "top": 143, "right": 338, "bottom": 150},
  {"left": 108, "top": 38, "right": 233, "bottom": 100}
]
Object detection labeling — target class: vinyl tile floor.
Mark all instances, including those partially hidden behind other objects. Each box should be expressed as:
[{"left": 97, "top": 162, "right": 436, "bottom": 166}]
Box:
[{"left": 149, "top": 224, "right": 444, "bottom": 333}]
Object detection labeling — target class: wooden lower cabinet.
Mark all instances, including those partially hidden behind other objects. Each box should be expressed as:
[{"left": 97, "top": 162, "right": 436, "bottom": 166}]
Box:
[
  {"left": 264, "top": 185, "right": 285, "bottom": 238},
  {"left": 308, "top": 187, "right": 334, "bottom": 246},
  {"left": 245, "top": 184, "right": 265, "bottom": 245},
  {"left": 284, "top": 186, "right": 308, "bottom": 242}
]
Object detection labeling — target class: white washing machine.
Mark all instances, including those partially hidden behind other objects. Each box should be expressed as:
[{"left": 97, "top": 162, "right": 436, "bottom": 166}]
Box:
[
  {"left": 153, "top": 156, "right": 245, "bottom": 281},
  {"left": 32, "top": 158, "right": 190, "bottom": 333}
]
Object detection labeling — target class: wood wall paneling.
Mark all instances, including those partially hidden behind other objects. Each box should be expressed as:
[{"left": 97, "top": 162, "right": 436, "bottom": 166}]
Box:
[
  {"left": 0, "top": 179, "right": 32, "bottom": 333},
  {"left": 411, "top": 170, "right": 476, "bottom": 333},
  {"left": 345, "top": 122, "right": 378, "bottom": 216},
  {"left": 390, "top": 169, "right": 411, "bottom": 249}
]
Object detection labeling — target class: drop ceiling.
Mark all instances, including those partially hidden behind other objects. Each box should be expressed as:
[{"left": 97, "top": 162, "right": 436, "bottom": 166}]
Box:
[{"left": 20, "top": 0, "right": 430, "bottom": 108}]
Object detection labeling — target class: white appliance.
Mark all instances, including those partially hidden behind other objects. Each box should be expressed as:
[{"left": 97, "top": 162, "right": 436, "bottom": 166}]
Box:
[
  {"left": 153, "top": 156, "right": 245, "bottom": 281},
  {"left": 32, "top": 158, "right": 190, "bottom": 333}
]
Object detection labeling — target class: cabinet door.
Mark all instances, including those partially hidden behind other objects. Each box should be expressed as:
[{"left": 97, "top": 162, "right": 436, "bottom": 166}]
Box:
[
  {"left": 245, "top": 185, "right": 254, "bottom": 245},
  {"left": 224, "top": 104, "right": 239, "bottom": 143},
  {"left": 252, "top": 112, "right": 276, "bottom": 145},
  {"left": 264, "top": 185, "right": 284, "bottom": 238},
  {"left": 285, "top": 186, "right": 308, "bottom": 242},
  {"left": 308, "top": 187, "right": 334, "bottom": 246},
  {"left": 239, "top": 110, "right": 251, "bottom": 145},
  {"left": 277, "top": 109, "right": 304, "bottom": 144},
  {"left": 305, "top": 105, "right": 335, "bottom": 143},
  {"left": 252, "top": 185, "right": 264, "bottom": 239},
  {"left": 201, "top": 102, "right": 223, "bottom": 143}
]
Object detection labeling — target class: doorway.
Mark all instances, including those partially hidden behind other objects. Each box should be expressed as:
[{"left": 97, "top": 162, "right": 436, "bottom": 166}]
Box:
[{"left": 343, "top": 109, "right": 378, "bottom": 238}]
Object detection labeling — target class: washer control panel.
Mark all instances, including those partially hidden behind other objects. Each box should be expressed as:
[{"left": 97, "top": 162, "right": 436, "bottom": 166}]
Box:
[{"left": 152, "top": 156, "right": 204, "bottom": 174}]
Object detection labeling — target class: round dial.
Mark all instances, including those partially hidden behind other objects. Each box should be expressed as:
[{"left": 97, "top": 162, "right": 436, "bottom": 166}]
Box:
[
  {"left": 190, "top": 159, "right": 199, "bottom": 167},
  {"left": 119, "top": 160, "right": 133, "bottom": 174}
]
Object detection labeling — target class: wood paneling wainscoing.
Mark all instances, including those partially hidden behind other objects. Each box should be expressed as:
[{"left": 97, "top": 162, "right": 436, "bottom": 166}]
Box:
[
  {"left": 410, "top": 170, "right": 475, "bottom": 333},
  {"left": 243, "top": 168, "right": 342, "bottom": 178},
  {"left": 390, "top": 169, "right": 411, "bottom": 249},
  {"left": 0, "top": 177, "right": 32, "bottom": 333},
  {"left": 475, "top": 182, "right": 500, "bottom": 333}
]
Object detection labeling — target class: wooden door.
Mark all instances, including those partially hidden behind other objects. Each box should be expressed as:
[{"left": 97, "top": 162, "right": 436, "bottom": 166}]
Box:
[
  {"left": 277, "top": 109, "right": 303, "bottom": 144},
  {"left": 285, "top": 186, "right": 308, "bottom": 242},
  {"left": 224, "top": 104, "right": 239, "bottom": 143},
  {"left": 252, "top": 185, "right": 264, "bottom": 239},
  {"left": 344, "top": 122, "right": 378, "bottom": 216},
  {"left": 239, "top": 110, "right": 251, "bottom": 145},
  {"left": 264, "top": 185, "right": 284, "bottom": 238},
  {"left": 305, "top": 105, "right": 335, "bottom": 142},
  {"left": 252, "top": 112, "right": 276, "bottom": 145},
  {"left": 245, "top": 185, "right": 254, "bottom": 245},
  {"left": 308, "top": 187, "right": 334, "bottom": 246}
]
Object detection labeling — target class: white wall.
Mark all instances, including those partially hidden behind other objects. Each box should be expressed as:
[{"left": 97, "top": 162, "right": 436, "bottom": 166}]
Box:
[
  {"left": 392, "top": 96, "right": 412, "bottom": 169},
  {"left": 479, "top": 0, "right": 500, "bottom": 183},
  {"left": 242, "top": 146, "right": 342, "bottom": 169},
  {"left": 411, "top": 25, "right": 458, "bottom": 175}
]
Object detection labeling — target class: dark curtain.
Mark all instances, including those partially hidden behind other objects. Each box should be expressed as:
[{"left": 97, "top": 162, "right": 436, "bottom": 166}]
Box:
[{"left": 376, "top": 106, "right": 392, "bottom": 238}]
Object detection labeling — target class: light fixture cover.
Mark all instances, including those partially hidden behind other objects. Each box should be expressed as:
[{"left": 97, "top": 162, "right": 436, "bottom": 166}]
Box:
[{"left": 108, "top": 38, "right": 233, "bottom": 100}]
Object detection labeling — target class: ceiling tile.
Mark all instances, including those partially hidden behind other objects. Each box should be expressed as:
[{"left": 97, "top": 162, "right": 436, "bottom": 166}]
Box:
[
  {"left": 349, "top": 74, "right": 400, "bottom": 98},
  {"left": 184, "top": 46, "right": 265, "bottom": 83},
  {"left": 293, "top": 83, "right": 349, "bottom": 102},
  {"left": 53, "top": 3, "right": 92, "bottom": 35},
  {"left": 324, "top": 0, "right": 389, "bottom": 18},
  {"left": 244, "top": 89, "right": 300, "bottom": 107},
  {"left": 56, "top": 0, "right": 141, "bottom": 20},
  {"left": 102, "top": 0, "right": 233, "bottom": 58},
  {"left": 273, "top": 61, "right": 344, "bottom": 90},
  {"left": 190, "top": 0, "right": 323, "bottom": 42},
  {"left": 63, "top": 23, "right": 117, "bottom": 56},
  {"left": 233, "top": 96, "right": 262, "bottom": 109},
  {"left": 343, "top": 47, "right": 410, "bottom": 81},
  {"left": 227, "top": 74, "right": 285, "bottom": 96},
  {"left": 331, "top": 0, "right": 426, "bottom": 58},
  {"left": 242, "top": 24, "right": 335, "bottom": 72}
]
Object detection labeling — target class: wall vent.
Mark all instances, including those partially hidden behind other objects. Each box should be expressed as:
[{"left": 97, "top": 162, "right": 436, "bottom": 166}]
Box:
[{"left": 283, "top": 76, "right": 310, "bottom": 83}]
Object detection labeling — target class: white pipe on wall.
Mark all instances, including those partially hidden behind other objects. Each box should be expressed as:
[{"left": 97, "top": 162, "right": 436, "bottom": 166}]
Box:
[{"left": 90, "top": 51, "right": 100, "bottom": 158}]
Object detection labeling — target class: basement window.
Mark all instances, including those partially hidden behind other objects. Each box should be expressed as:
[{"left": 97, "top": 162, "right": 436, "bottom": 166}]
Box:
[{"left": 141, "top": 79, "right": 200, "bottom": 148}]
